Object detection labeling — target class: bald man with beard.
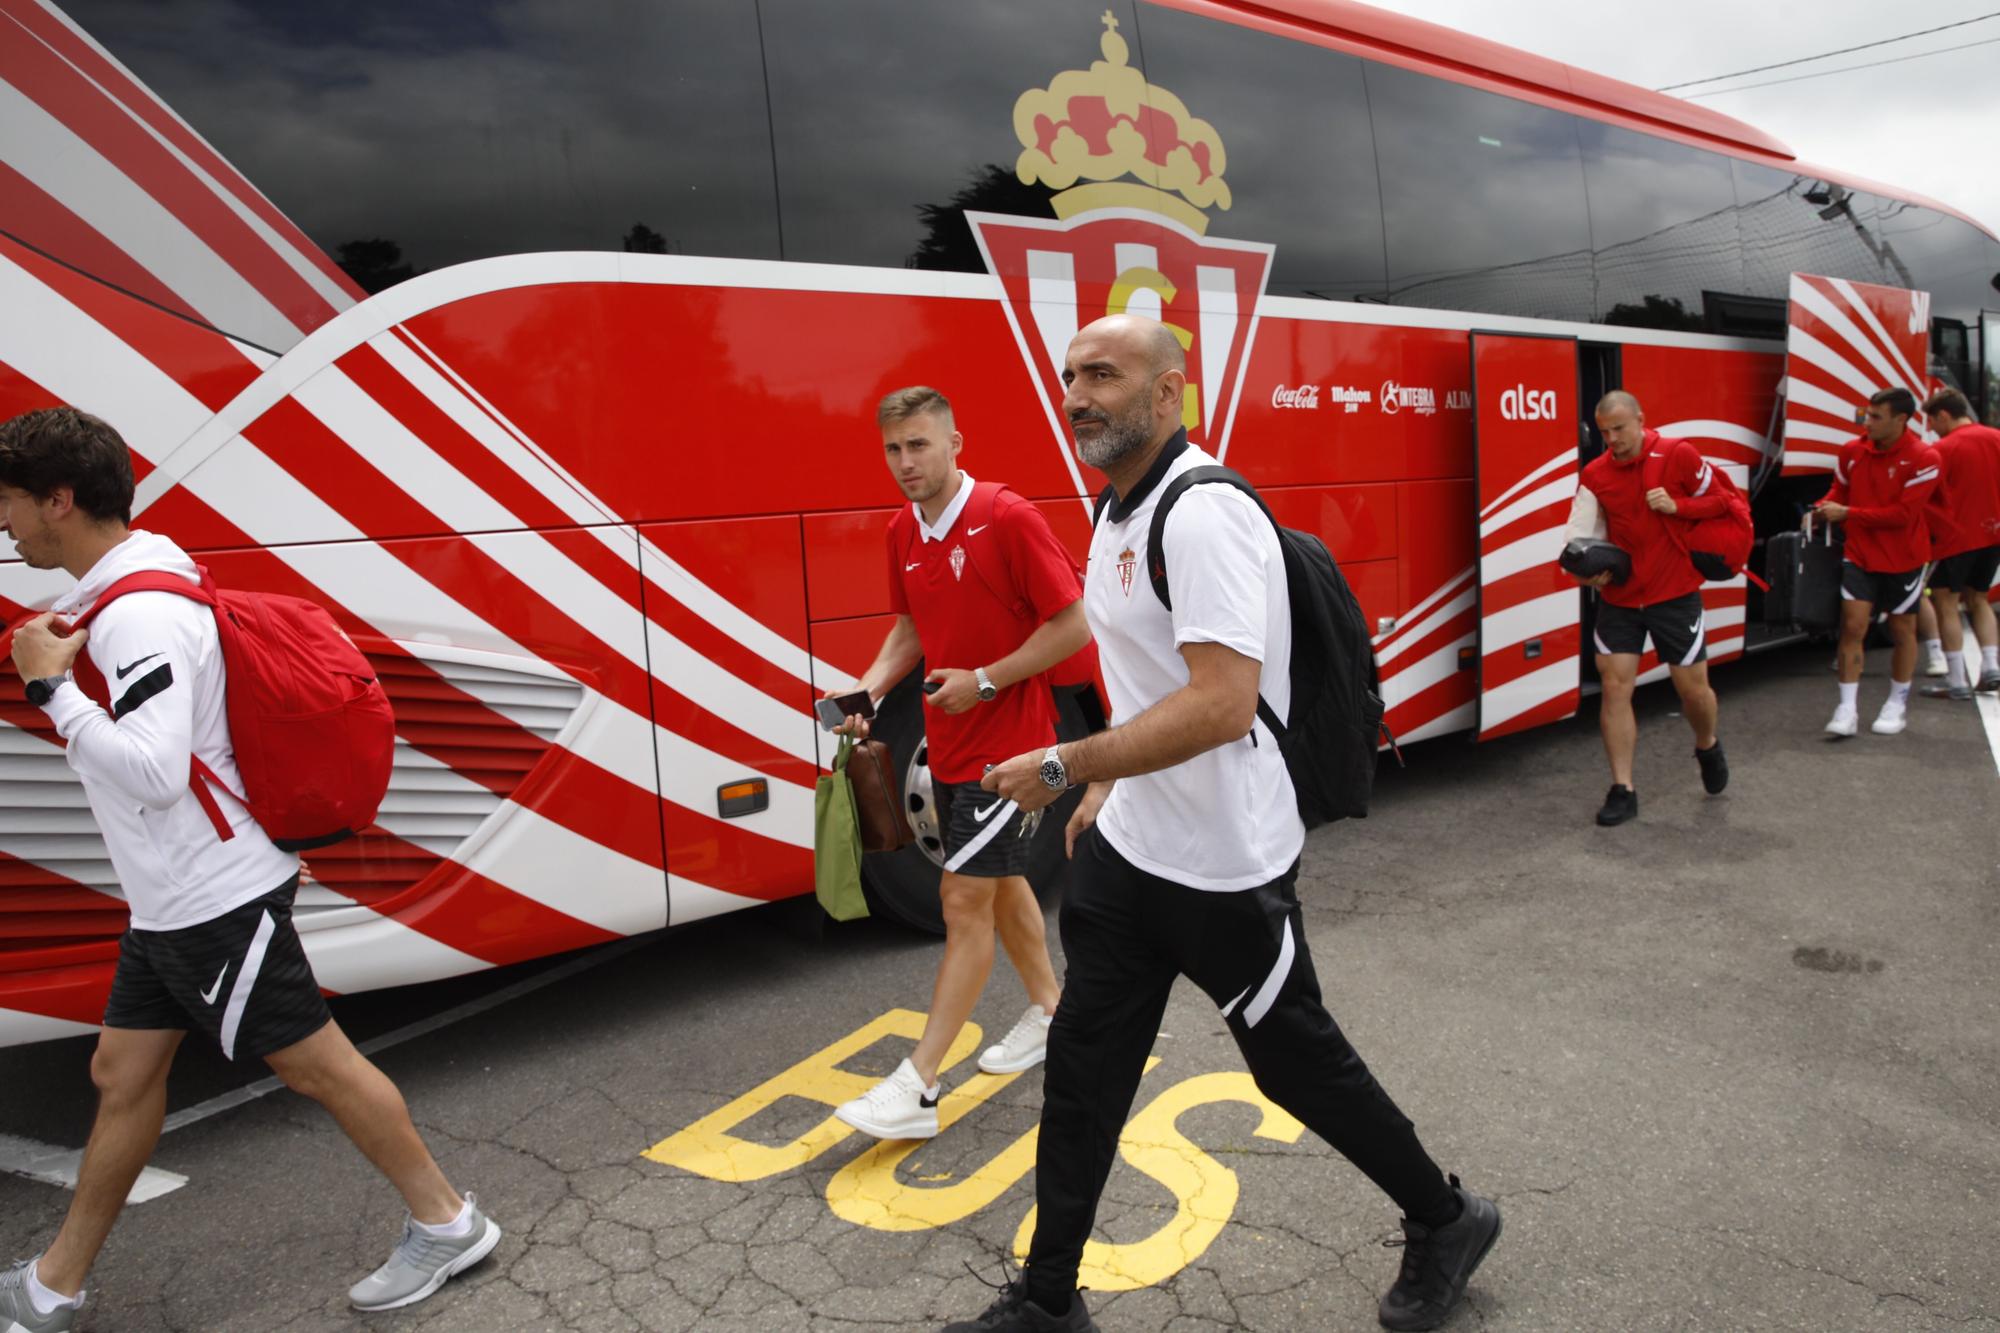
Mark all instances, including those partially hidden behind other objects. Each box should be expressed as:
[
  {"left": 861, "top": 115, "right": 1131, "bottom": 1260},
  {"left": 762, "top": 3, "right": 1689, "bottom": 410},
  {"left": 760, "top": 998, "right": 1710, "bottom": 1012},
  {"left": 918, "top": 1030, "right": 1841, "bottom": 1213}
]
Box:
[{"left": 950, "top": 316, "right": 1500, "bottom": 1333}]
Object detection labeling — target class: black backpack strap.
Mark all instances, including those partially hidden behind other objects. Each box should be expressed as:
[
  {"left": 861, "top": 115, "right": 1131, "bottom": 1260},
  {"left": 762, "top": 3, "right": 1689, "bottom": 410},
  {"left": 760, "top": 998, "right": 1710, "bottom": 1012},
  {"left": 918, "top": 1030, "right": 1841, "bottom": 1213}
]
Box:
[{"left": 1145, "top": 465, "right": 1289, "bottom": 742}]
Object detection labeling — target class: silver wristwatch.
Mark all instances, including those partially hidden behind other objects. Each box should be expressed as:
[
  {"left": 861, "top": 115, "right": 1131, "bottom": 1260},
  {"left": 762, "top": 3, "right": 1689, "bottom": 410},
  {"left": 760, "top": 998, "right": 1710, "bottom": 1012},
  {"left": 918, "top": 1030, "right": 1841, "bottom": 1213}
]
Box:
[
  {"left": 974, "top": 667, "right": 997, "bottom": 702},
  {"left": 1038, "top": 744, "right": 1068, "bottom": 791}
]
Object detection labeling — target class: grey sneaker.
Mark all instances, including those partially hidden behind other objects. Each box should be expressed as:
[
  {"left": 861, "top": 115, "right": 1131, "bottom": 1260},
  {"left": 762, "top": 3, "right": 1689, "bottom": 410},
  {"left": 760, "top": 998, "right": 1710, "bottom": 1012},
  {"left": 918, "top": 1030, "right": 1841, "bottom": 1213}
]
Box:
[
  {"left": 0, "top": 1259, "right": 81, "bottom": 1332},
  {"left": 348, "top": 1196, "right": 502, "bottom": 1312},
  {"left": 1920, "top": 683, "right": 1973, "bottom": 701}
]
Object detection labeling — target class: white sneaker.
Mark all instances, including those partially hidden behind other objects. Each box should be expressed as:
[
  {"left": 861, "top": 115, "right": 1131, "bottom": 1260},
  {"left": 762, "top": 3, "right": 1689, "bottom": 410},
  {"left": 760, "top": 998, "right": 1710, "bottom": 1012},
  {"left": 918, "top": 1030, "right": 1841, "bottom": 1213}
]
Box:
[
  {"left": 834, "top": 1058, "right": 939, "bottom": 1140},
  {"left": 1825, "top": 705, "right": 1858, "bottom": 737},
  {"left": 1923, "top": 646, "right": 1948, "bottom": 677},
  {"left": 1871, "top": 701, "right": 1907, "bottom": 735},
  {"left": 978, "top": 1004, "right": 1054, "bottom": 1074}
]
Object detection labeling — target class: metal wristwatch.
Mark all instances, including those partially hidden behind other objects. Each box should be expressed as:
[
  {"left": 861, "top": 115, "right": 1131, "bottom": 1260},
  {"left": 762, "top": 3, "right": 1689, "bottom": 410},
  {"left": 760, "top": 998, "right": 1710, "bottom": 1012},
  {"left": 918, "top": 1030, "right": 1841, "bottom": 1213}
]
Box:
[
  {"left": 23, "top": 676, "right": 65, "bottom": 709},
  {"left": 1038, "top": 744, "right": 1069, "bottom": 792},
  {"left": 974, "top": 667, "right": 997, "bottom": 702}
]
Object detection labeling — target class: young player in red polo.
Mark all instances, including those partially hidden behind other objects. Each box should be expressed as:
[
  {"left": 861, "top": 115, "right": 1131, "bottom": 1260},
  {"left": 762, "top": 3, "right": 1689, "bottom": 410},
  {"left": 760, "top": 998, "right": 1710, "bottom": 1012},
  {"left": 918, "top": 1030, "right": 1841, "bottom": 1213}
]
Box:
[
  {"left": 1918, "top": 388, "right": 2000, "bottom": 699},
  {"left": 1812, "top": 387, "right": 1941, "bottom": 736},
  {"left": 828, "top": 387, "right": 1088, "bottom": 1140},
  {"left": 1564, "top": 391, "right": 1729, "bottom": 826}
]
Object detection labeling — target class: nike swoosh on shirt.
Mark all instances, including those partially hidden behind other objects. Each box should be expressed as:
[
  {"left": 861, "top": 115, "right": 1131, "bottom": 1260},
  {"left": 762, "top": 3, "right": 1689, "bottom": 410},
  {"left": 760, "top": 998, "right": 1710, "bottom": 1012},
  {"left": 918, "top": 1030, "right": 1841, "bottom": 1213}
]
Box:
[
  {"left": 115, "top": 652, "right": 163, "bottom": 679},
  {"left": 905, "top": 562, "right": 923, "bottom": 571},
  {"left": 972, "top": 800, "right": 1004, "bottom": 822},
  {"left": 199, "top": 962, "right": 229, "bottom": 1006},
  {"left": 968, "top": 524, "right": 990, "bottom": 536}
]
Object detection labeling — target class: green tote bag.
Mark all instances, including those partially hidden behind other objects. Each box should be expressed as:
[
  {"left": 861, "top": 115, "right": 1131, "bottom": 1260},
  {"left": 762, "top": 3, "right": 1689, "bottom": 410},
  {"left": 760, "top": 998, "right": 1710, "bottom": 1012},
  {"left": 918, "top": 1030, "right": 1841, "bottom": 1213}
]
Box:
[{"left": 814, "top": 735, "right": 870, "bottom": 921}]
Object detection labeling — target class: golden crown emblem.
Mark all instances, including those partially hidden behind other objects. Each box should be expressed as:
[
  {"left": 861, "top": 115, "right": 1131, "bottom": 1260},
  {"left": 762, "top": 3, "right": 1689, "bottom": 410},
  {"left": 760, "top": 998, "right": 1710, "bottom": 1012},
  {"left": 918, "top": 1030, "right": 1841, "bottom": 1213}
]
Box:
[{"left": 1012, "top": 10, "right": 1232, "bottom": 234}]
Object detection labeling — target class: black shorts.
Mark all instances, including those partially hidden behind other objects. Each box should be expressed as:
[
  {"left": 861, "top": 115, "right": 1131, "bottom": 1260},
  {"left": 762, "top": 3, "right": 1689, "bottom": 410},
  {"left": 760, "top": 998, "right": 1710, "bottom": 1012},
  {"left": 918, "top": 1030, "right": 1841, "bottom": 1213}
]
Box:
[
  {"left": 1842, "top": 563, "right": 1927, "bottom": 614},
  {"left": 937, "top": 778, "right": 1037, "bottom": 879},
  {"left": 1928, "top": 546, "right": 2000, "bottom": 594},
  {"left": 1593, "top": 589, "right": 1707, "bottom": 665},
  {"left": 103, "top": 876, "right": 330, "bottom": 1062}
]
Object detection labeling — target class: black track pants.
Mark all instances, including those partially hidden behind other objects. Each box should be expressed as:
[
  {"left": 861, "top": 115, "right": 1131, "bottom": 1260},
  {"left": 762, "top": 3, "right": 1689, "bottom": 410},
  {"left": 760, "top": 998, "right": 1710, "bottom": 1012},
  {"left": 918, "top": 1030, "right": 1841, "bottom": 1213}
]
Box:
[{"left": 1024, "top": 828, "right": 1456, "bottom": 1303}]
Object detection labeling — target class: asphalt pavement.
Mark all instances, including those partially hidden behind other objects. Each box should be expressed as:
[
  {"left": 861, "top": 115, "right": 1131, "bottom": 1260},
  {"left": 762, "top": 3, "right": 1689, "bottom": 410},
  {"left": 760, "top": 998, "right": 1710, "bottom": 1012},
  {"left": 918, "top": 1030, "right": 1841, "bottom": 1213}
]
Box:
[{"left": 1, "top": 641, "right": 1995, "bottom": 1332}]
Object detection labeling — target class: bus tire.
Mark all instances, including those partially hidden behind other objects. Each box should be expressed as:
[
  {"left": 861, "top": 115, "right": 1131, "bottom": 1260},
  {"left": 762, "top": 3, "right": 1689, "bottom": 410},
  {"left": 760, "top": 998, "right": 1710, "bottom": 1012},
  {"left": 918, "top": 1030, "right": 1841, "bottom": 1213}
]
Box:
[{"left": 858, "top": 669, "right": 1091, "bottom": 935}]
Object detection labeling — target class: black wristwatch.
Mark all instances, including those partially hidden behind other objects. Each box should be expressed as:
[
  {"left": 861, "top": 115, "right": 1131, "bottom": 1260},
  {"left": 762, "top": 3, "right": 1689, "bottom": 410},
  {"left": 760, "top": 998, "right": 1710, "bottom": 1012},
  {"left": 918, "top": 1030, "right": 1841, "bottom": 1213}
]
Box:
[{"left": 23, "top": 676, "right": 66, "bottom": 708}]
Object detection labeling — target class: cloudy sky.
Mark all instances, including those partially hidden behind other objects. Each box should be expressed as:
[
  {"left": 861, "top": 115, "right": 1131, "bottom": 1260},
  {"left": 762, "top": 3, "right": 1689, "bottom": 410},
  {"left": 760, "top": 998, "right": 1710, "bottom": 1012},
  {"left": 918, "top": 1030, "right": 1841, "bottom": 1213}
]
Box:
[{"left": 1361, "top": 0, "right": 2000, "bottom": 237}]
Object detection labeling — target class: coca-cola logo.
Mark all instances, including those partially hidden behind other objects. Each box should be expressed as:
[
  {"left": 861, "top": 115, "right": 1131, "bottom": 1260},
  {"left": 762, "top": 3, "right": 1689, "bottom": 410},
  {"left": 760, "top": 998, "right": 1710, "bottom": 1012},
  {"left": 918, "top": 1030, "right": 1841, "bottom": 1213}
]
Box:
[
  {"left": 1499, "top": 385, "right": 1558, "bottom": 422},
  {"left": 1271, "top": 384, "right": 1320, "bottom": 409}
]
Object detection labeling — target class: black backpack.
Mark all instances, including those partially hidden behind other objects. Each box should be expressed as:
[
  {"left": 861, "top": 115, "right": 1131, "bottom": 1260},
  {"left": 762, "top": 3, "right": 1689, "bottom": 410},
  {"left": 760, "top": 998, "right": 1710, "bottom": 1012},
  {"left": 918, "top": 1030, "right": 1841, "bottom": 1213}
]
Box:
[{"left": 1095, "top": 465, "right": 1392, "bottom": 827}]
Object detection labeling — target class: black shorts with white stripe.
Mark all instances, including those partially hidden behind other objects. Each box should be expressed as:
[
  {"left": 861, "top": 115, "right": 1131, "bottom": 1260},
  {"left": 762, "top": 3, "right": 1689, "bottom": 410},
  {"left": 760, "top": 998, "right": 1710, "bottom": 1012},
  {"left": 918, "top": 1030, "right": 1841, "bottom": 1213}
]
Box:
[
  {"left": 1928, "top": 545, "right": 2000, "bottom": 595},
  {"left": 937, "top": 778, "right": 1036, "bottom": 879},
  {"left": 1593, "top": 589, "right": 1707, "bottom": 665},
  {"left": 103, "top": 875, "right": 331, "bottom": 1062},
  {"left": 1841, "top": 562, "right": 1927, "bottom": 615}
]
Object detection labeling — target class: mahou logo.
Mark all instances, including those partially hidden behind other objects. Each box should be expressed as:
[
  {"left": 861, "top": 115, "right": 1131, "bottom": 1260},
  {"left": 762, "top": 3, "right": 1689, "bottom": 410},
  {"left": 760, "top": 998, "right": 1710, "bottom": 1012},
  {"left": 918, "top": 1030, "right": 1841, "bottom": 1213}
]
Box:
[
  {"left": 1272, "top": 384, "right": 1320, "bottom": 409},
  {"left": 1499, "top": 386, "right": 1558, "bottom": 422}
]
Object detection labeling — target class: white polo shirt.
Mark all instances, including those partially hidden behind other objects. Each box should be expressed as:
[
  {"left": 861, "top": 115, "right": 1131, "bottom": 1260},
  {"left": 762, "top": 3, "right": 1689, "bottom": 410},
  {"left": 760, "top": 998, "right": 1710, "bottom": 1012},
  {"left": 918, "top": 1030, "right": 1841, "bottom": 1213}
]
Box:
[{"left": 1087, "top": 440, "right": 1303, "bottom": 890}]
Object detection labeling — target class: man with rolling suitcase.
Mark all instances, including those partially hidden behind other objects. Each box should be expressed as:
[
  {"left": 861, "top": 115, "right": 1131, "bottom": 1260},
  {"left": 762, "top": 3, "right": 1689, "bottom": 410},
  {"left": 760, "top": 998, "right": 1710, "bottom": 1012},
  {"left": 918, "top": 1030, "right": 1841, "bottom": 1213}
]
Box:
[{"left": 1811, "top": 388, "right": 1941, "bottom": 736}]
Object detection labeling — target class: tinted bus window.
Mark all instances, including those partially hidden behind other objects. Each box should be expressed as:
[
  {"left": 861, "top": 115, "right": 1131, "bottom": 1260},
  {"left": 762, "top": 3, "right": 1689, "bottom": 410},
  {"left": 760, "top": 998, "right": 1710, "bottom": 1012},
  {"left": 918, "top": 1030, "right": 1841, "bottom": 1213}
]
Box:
[
  {"left": 1133, "top": 5, "right": 1387, "bottom": 302},
  {"left": 59, "top": 0, "right": 782, "bottom": 288},
  {"left": 1366, "top": 62, "right": 1593, "bottom": 322},
  {"left": 759, "top": 0, "right": 1142, "bottom": 271},
  {"left": 1734, "top": 163, "right": 1898, "bottom": 299},
  {"left": 1877, "top": 206, "right": 1994, "bottom": 328},
  {"left": 1576, "top": 123, "right": 1741, "bottom": 331}
]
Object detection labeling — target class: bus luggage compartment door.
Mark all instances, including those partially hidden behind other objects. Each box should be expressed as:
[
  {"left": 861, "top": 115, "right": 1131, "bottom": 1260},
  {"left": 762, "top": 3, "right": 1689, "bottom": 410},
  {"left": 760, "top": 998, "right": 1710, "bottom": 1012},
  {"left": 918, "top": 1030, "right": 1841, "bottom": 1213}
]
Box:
[{"left": 1471, "top": 332, "right": 1583, "bottom": 741}]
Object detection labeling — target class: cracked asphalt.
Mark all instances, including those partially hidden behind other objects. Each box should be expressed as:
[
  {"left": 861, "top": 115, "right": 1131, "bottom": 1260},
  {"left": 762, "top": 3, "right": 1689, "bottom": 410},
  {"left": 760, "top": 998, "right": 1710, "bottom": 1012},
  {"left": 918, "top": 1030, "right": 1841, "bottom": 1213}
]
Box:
[{"left": 2, "top": 641, "right": 1996, "bottom": 1332}]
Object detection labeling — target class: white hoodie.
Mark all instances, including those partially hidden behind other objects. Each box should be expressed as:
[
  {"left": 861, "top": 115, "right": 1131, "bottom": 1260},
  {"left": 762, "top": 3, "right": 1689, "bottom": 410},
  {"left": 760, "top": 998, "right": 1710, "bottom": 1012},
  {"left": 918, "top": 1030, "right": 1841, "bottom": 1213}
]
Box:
[{"left": 43, "top": 531, "right": 297, "bottom": 931}]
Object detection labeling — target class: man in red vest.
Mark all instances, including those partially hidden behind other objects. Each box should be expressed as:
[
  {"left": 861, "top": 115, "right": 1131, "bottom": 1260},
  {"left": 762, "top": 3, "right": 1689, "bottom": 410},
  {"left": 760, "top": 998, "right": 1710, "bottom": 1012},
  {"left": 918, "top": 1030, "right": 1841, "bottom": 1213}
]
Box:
[
  {"left": 1564, "top": 391, "right": 1730, "bottom": 826},
  {"left": 829, "top": 386, "right": 1087, "bottom": 1141},
  {"left": 1917, "top": 388, "right": 2000, "bottom": 700},
  {"left": 1811, "top": 387, "right": 1941, "bottom": 736}
]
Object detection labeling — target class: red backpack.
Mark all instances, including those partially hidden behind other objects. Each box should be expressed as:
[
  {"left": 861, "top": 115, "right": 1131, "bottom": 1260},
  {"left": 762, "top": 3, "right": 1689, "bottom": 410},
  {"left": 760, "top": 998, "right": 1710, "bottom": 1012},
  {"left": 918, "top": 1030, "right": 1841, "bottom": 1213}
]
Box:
[
  {"left": 1642, "top": 449, "right": 1762, "bottom": 589},
  {"left": 67, "top": 567, "right": 395, "bottom": 851}
]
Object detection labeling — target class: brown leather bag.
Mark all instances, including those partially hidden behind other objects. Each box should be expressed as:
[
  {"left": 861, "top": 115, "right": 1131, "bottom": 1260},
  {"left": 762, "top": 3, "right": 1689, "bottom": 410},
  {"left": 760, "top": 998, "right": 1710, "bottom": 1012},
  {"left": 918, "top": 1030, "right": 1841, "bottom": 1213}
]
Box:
[{"left": 848, "top": 739, "right": 914, "bottom": 853}]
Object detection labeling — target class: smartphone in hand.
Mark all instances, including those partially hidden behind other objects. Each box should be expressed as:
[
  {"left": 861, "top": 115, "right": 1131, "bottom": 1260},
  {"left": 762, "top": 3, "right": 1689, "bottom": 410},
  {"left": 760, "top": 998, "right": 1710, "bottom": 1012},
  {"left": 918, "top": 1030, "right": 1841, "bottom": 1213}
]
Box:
[{"left": 815, "top": 689, "right": 875, "bottom": 731}]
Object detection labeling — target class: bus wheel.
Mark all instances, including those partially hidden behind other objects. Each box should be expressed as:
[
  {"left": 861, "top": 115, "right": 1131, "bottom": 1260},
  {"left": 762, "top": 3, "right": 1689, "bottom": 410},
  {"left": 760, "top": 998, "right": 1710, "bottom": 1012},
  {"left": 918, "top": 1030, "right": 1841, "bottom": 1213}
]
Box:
[{"left": 858, "top": 672, "right": 1091, "bottom": 934}]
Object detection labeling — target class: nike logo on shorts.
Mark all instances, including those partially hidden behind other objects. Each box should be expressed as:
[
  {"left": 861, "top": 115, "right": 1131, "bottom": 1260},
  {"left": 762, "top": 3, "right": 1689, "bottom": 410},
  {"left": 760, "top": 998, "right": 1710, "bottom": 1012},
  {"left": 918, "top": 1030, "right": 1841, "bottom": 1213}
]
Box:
[
  {"left": 116, "top": 652, "right": 163, "bottom": 679},
  {"left": 200, "top": 962, "right": 229, "bottom": 1005},
  {"left": 972, "top": 800, "right": 1004, "bottom": 822}
]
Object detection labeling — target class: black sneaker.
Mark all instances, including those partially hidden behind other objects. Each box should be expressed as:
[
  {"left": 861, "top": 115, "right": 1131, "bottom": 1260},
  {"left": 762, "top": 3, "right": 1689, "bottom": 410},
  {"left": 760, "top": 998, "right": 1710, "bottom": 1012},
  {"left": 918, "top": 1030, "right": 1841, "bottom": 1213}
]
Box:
[
  {"left": 1595, "top": 784, "right": 1637, "bottom": 826},
  {"left": 1377, "top": 1177, "right": 1503, "bottom": 1331},
  {"left": 1694, "top": 740, "right": 1728, "bottom": 794},
  {"left": 941, "top": 1278, "right": 1096, "bottom": 1332}
]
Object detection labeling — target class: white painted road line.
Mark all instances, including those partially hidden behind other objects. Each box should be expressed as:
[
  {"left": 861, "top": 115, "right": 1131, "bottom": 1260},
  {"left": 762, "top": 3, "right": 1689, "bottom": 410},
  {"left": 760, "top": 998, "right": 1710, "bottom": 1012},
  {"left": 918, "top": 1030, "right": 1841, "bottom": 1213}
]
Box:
[
  {"left": 2, "top": 934, "right": 649, "bottom": 1202},
  {"left": 1960, "top": 631, "right": 2000, "bottom": 776}
]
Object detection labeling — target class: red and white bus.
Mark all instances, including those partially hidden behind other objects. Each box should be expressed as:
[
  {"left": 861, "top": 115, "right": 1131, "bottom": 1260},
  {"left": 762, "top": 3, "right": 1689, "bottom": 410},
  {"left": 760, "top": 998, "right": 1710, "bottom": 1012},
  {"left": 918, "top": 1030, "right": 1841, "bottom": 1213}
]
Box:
[{"left": 3, "top": 0, "right": 1996, "bottom": 1046}]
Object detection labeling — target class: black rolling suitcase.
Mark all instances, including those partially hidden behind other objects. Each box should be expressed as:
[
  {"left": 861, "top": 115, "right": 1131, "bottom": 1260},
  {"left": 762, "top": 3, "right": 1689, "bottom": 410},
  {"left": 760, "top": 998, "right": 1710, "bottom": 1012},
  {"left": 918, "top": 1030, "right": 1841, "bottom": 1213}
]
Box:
[{"left": 1764, "top": 515, "right": 1842, "bottom": 631}]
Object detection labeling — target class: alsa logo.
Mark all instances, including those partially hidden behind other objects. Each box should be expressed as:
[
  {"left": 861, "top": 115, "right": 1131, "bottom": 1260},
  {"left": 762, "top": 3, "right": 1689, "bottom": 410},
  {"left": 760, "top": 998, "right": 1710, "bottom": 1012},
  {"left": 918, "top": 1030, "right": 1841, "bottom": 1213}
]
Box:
[
  {"left": 1379, "top": 381, "right": 1436, "bottom": 417},
  {"left": 1271, "top": 384, "right": 1319, "bottom": 410},
  {"left": 1499, "top": 386, "right": 1558, "bottom": 422}
]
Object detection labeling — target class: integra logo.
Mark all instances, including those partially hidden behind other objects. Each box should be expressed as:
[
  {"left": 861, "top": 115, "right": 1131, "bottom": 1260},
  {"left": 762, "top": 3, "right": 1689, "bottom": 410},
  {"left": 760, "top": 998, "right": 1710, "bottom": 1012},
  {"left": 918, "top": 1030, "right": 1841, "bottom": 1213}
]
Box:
[
  {"left": 1499, "top": 386, "right": 1558, "bottom": 421},
  {"left": 1378, "top": 381, "right": 1436, "bottom": 417},
  {"left": 1271, "top": 384, "right": 1320, "bottom": 409}
]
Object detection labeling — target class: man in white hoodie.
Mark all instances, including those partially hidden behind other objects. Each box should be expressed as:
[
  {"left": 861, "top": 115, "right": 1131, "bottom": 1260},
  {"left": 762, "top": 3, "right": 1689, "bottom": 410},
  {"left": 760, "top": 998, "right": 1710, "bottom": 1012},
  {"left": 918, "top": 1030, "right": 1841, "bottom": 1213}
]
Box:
[{"left": 0, "top": 407, "right": 499, "bottom": 1331}]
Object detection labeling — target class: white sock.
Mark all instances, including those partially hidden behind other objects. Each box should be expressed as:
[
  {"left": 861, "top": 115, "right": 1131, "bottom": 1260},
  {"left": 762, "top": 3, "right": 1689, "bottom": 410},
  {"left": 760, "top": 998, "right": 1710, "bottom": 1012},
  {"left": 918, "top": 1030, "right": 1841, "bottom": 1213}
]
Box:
[
  {"left": 1888, "top": 679, "right": 1911, "bottom": 707},
  {"left": 1985, "top": 646, "right": 1999, "bottom": 673},
  {"left": 413, "top": 1197, "right": 476, "bottom": 1239},
  {"left": 1948, "top": 655, "right": 1969, "bottom": 689},
  {"left": 26, "top": 1259, "right": 80, "bottom": 1315},
  {"left": 1838, "top": 682, "right": 1858, "bottom": 710},
  {"left": 1923, "top": 637, "right": 1943, "bottom": 659}
]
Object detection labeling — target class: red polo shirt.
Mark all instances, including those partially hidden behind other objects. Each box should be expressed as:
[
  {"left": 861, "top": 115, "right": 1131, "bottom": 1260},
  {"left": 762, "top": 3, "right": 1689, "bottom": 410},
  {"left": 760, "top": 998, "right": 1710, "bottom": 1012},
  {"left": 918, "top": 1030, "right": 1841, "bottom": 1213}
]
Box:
[
  {"left": 1925, "top": 423, "right": 2000, "bottom": 559},
  {"left": 1821, "top": 431, "right": 1940, "bottom": 572},
  {"left": 1579, "top": 432, "right": 1730, "bottom": 608},
  {"left": 887, "top": 480, "right": 1081, "bottom": 783}
]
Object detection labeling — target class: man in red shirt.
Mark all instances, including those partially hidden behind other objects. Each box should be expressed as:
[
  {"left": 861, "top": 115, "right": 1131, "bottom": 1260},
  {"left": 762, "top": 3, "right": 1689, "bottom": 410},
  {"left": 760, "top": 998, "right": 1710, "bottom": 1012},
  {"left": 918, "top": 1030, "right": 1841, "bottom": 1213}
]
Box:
[
  {"left": 829, "top": 386, "right": 1088, "bottom": 1140},
  {"left": 1812, "top": 387, "right": 1941, "bottom": 736},
  {"left": 1564, "top": 391, "right": 1729, "bottom": 826},
  {"left": 1918, "top": 388, "right": 2000, "bottom": 699}
]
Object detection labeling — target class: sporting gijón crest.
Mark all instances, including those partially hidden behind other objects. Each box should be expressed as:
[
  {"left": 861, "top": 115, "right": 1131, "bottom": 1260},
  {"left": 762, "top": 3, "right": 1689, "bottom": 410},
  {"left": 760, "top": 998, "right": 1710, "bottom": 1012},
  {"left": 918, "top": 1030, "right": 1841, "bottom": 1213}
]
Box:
[{"left": 968, "top": 209, "right": 1273, "bottom": 470}]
